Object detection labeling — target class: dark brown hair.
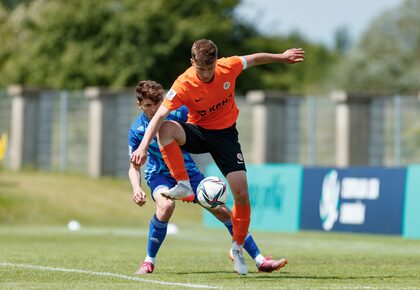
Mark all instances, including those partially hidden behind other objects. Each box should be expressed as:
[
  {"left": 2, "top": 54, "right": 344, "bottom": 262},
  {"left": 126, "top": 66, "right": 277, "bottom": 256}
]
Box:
[
  {"left": 191, "top": 39, "right": 218, "bottom": 65},
  {"left": 135, "top": 80, "right": 164, "bottom": 104}
]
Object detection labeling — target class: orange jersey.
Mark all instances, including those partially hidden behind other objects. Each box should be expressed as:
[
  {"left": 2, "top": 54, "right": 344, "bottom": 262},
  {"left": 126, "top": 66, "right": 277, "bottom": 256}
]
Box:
[{"left": 162, "top": 56, "right": 246, "bottom": 130}]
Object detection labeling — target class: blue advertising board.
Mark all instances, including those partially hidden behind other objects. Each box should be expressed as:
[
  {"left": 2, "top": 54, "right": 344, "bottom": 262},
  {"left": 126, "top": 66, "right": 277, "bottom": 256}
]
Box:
[
  {"left": 403, "top": 165, "right": 420, "bottom": 239},
  {"left": 203, "top": 164, "right": 303, "bottom": 232},
  {"left": 300, "top": 167, "right": 406, "bottom": 235}
]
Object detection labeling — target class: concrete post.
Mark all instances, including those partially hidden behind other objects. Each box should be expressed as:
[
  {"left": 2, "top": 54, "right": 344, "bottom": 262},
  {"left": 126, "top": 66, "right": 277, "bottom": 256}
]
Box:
[
  {"left": 331, "top": 91, "right": 379, "bottom": 166},
  {"left": 8, "top": 85, "right": 42, "bottom": 170},
  {"left": 247, "top": 90, "right": 301, "bottom": 164},
  {"left": 85, "top": 87, "right": 118, "bottom": 177}
]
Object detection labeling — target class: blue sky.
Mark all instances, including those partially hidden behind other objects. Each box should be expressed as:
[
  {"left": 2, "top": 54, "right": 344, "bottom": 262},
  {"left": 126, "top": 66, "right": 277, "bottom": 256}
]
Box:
[{"left": 235, "top": 0, "right": 403, "bottom": 47}]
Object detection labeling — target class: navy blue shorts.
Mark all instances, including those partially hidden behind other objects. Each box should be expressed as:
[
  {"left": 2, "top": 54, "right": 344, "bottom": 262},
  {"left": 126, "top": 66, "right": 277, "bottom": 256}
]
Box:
[{"left": 147, "top": 171, "right": 205, "bottom": 202}]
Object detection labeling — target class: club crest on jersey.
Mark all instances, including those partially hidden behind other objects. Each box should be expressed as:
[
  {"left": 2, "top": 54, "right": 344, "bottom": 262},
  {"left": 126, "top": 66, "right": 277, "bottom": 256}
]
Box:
[
  {"left": 166, "top": 89, "right": 177, "bottom": 101},
  {"left": 223, "top": 82, "right": 231, "bottom": 90}
]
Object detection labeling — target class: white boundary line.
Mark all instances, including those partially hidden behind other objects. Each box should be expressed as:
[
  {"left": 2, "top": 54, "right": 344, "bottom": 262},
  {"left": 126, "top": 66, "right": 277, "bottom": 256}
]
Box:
[{"left": 0, "top": 262, "right": 222, "bottom": 289}]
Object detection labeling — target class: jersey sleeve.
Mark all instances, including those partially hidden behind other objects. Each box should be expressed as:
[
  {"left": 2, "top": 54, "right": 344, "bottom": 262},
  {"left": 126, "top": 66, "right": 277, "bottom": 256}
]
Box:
[
  {"left": 227, "top": 56, "right": 247, "bottom": 76},
  {"left": 128, "top": 128, "right": 141, "bottom": 159},
  {"left": 162, "top": 83, "right": 185, "bottom": 111}
]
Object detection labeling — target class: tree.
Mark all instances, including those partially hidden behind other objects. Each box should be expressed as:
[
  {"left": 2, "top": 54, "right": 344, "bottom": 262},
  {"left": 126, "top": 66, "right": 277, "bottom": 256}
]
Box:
[
  {"left": 0, "top": 0, "right": 336, "bottom": 93},
  {"left": 0, "top": 0, "right": 251, "bottom": 89},
  {"left": 0, "top": 0, "right": 31, "bottom": 10},
  {"left": 236, "top": 33, "right": 337, "bottom": 94},
  {"left": 334, "top": 26, "right": 351, "bottom": 55},
  {"left": 329, "top": 0, "right": 420, "bottom": 94}
]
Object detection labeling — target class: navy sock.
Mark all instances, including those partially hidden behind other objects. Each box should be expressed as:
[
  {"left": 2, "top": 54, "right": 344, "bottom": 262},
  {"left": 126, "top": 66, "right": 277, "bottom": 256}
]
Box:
[
  {"left": 224, "top": 219, "right": 261, "bottom": 259},
  {"left": 147, "top": 214, "right": 168, "bottom": 258}
]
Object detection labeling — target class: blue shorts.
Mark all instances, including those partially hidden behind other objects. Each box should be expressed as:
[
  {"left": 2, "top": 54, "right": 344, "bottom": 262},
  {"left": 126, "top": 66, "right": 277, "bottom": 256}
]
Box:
[{"left": 147, "top": 171, "right": 205, "bottom": 202}]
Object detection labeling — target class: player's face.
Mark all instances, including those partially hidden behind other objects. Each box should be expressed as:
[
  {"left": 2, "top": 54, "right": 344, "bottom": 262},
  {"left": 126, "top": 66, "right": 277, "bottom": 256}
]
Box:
[
  {"left": 191, "top": 59, "right": 216, "bottom": 83},
  {"left": 138, "top": 98, "right": 161, "bottom": 119}
]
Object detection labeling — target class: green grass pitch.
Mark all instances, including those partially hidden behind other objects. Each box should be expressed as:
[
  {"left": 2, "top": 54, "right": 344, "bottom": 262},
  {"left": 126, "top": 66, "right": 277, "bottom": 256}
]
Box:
[{"left": 1, "top": 171, "right": 420, "bottom": 289}]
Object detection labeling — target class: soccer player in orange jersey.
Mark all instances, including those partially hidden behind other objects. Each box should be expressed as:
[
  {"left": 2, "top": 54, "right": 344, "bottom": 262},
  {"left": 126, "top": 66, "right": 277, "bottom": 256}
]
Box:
[{"left": 130, "top": 39, "right": 305, "bottom": 275}]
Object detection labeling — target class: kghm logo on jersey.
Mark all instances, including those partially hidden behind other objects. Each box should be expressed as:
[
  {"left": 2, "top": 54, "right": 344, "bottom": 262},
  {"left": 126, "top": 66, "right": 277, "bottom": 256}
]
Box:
[
  {"left": 196, "top": 94, "right": 233, "bottom": 117},
  {"left": 223, "top": 82, "right": 231, "bottom": 90}
]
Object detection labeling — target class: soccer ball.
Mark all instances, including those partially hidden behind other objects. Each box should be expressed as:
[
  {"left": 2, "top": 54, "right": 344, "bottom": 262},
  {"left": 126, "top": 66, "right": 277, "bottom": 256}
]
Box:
[{"left": 197, "top": 176, "right": 229, "bottom": 208}]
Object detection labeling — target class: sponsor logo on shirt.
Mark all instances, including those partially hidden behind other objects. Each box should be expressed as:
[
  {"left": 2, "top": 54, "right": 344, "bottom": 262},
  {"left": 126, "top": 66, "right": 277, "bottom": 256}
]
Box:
[
  {"left": 196, "top": 94, "right": 233, "bottom": 117},
  {"left": 166, "top": 89, "right": 177, "bottom": 101}
]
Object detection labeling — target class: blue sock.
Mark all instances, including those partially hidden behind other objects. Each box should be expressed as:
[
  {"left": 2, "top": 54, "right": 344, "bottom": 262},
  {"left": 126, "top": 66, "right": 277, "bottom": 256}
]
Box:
[
  {"left": 243, "top": 233, "right": 260, "bottom": 259},
  {"left": 224, "top": 219, "right": 261, "bottom": 259},
  {"left": 147, "top": 215, "right": 168, "bottom": 258}
]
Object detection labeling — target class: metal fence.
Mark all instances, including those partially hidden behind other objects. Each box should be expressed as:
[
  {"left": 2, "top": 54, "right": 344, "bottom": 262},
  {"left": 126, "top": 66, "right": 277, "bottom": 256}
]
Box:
[
  {"left": 197, "top": 94, "right": 420, "bottom": 169},
  {"left": 1, "top": 90, "right": 420, "bottom": 176},
  {"left": 52, "top": 91, "right": 90, "bottom": 173},
  {"left": 383, "top": 96, "right": 420, "bottom": 165},
  {"left": 0, "top": 90, "right": 11, "bottom": 167},
  {"left": 5, "top": 91, "right": 92, "bottom": 173},
  {"left": 41, "top": 91, "right": 139, "bottom": 176},
  {"left": 299, "top": 95, "right": 336, "bottom": 166}
]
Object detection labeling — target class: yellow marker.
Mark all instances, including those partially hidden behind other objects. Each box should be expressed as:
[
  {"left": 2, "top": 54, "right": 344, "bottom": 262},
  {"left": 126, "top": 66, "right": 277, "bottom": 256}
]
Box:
[{"left": 0, "top": 132, "right": 8, "bottom": 161}]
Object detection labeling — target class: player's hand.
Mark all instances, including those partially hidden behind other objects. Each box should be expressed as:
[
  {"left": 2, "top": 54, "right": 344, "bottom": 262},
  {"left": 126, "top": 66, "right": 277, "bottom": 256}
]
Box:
[
  {"left": 281, "top": 48, "right": 305, "bottom": 64},
  {"left": 130, "top": 147, "right": 147, "bottom": 166},
  {"left": 133, "top": 189, "right": 147, "bottom": 207}
]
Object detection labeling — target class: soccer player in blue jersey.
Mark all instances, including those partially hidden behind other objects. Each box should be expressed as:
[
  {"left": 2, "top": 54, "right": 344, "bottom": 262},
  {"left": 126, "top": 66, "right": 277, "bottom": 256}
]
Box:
[{"left": 128, "top": 80, "right": 287, "bottom": 274}]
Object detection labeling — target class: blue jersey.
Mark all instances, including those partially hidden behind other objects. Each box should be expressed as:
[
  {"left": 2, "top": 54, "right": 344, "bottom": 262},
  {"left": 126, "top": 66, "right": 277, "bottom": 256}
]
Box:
[{"left": 128, "top": 106, "right": 201, "bottom": 182}]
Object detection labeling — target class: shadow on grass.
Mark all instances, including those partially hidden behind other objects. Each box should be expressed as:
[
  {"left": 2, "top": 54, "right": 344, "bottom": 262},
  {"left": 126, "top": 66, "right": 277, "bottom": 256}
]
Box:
[
  {"left": 252, "top": 273, "right": 419, "bottom": 280},
  {"left": 169, "top": 271, "right": 418, "bottom": 281},
  {"left": 173, "top": 270, "right": 237, "bottom": 275},
  {"left": 171, "top": 270, "right": 290, "bottom": 277}
]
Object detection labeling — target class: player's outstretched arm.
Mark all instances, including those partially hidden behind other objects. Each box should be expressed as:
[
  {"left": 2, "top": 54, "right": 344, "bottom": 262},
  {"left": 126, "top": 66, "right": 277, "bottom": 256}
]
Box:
[
  {"left": 242, "top": 48, "right": 305, "bottom": 68},
  {"left": 128, "top": 162, "right": 147, "bottom": 207},
  {"left": 130, "top": 105, "right": 171, "bottom": 166}
]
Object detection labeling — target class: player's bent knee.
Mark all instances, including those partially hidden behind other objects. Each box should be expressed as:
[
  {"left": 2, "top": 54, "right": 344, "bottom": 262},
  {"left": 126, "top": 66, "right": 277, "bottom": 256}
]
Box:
[
  {"left": 157, "top": 121, "right": 186, "bottom": 146},
  {"left": 158, "top": 121, "right": 178, "bottom": 138}
]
